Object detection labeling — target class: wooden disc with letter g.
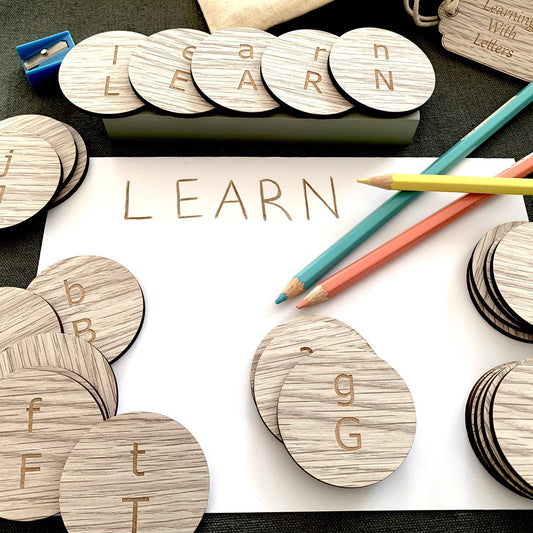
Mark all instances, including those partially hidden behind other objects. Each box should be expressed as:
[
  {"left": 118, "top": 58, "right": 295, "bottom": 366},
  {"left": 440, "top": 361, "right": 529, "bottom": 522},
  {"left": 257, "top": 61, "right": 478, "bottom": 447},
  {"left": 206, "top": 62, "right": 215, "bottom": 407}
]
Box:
[{"left": 277, "top": 349, "right": 416, "bottom": 488}]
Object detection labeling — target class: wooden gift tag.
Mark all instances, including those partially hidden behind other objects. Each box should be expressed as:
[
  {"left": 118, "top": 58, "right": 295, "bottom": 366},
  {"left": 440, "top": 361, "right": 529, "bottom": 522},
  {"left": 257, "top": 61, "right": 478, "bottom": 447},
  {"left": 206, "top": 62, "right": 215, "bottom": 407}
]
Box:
[
  {"left": 59, "top": 412, "right": 210, "bottom": 533},
  {"left": 261, "top": 29, "right": 353, "bottom": 116},
  {"left": 59, "top": 31, "right": 147, "bottom": 116},
  {"left": 0, "top": 368, "right": 104, "bottom": 521},
  {"left": 277, "top": 349, "right": 416, "bottom": 488},
  {"left": 0, "top": 332, "right": 118, "bottom": 416},
  {"left": 191, "top": 27, "right": 279, "bottom": 113},
  {"left": 329, "top": 28, "right": 435, "bottom": 113},
  {"left": 129, "top": 28, "right": 214, "bottom": 115},
  {"left": 438, "top": 0, "right": 533, "bottom": 81},
  {"left": 0, "top": 134, "right": 61, "bottom": 229},
  {"left": 27, "top": 255, "right": 144, "bottom": 363}
]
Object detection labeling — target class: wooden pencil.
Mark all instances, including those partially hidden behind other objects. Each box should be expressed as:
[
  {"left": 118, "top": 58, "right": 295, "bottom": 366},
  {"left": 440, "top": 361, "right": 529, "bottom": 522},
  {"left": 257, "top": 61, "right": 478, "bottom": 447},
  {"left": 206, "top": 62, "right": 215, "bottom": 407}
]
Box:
[{"left": 296, "top": 152, "right": 533, "bottom": 308}]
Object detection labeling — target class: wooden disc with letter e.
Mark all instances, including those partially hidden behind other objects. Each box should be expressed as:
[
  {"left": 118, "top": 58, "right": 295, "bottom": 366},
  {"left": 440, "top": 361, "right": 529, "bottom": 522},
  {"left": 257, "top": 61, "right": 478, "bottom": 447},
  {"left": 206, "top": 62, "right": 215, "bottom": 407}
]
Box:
[
  {"left": 27, "top": 255, "right": 144, "bottom": 363},
  {"left": 59, "top": 31, "right": 147, "bottom": 116},
  {"left": 129, "top": 28, "right": 214, "bottom": 115},
  {"left": 0, "top": 368, "right": 104, "bottom": 521},
  {"left": 59, "top": 412, "right": 210, "bottom": 533},
  {"left": 191, "top": 27, "right": 279, "bottom": 113},
  {"left": 329, "top": 28, "right": 435, "bottom": 113},
  {"left": 277, "top": 349, "right": 416, "bottom": 488},
  {"left": 0, "top": 133, "right": 61, "bottom": 229},
  {"left": 261, "top": 29, "right": 353, "bottom": 116}
]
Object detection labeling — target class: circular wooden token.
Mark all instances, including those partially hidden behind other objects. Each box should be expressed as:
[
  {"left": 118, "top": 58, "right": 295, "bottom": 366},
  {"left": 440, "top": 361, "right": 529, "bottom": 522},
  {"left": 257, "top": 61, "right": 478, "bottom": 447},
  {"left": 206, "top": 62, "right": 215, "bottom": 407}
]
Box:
[
  {"left": 59, "top": 412, "right": 210, "bottom": 533},
  {"left": 52, "top": 124, "right": 89, "bottom": 206},
  {"left": 58, "top": 31, "right": 146, "bottom": 116},
  {"left": 27, "top": 255, "right": 144, "bottom": 363},
  {"left": 278, "top": 349, "right": 416, "bottom": 488},
  {"left": 0, "top": 368, "right": 104, "bottom": 521},
  {"left": 0, "top": 133, "right": 61, "bottom": 229},
  {"left": 129, "top": 28, "right": 214, "bottom": 115},
  {"left": 329, "top": 28, "right": 435, "bottom": 113},
  {"left": 0, "top": 114, "right": 77, "bottom": 185},
  {"left": 253, "top": 316, "right": 372, "bottom": 440},
  {"left": 493, "top": 224, "right": 533, "bottom": 327},
  {"left": 0, "top": 332, "right": 118, "bottom": 416},
  {"left": 261, "top": 29, "right": 353, "bottom": 116},
  {"left": 0, "top": 287, "right": 62, "bottom": 353},
  {"left": 191, "top": 27, "right": 279, "bottom": 113}
]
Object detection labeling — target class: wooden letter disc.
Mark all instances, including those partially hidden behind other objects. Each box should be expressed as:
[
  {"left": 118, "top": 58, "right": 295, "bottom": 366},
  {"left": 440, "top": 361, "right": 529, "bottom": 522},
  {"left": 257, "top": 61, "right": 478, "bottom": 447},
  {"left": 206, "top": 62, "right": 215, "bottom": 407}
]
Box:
[
  {"left": 329, "top": 28, "right": 435, "bottom": 113},
  {"left": 0, "top": 133, "right": 61, "bottom": 229},
  {"left": 0, "top": 368, "right": 104, "bottom": 521},
  {"left": 27, "top": 255, "right": 145, "bottom": 363},
  {"left": 261, "top": 29, "right": 353, "bottom": 116},
  {"left": 129, "top": 28, "right": 214, "bottom": 115},
  {"left": 58, "top": 31, "right": 147, "bottom": 116},
  {"left": 191, "top": 27, "right": 279, "bottom": 113},
  {"left": 59, "top": 412, "right": 210, "bottom": 533},
  {"left": 277, "top": 350, "right": 416, "bottom": 488}
]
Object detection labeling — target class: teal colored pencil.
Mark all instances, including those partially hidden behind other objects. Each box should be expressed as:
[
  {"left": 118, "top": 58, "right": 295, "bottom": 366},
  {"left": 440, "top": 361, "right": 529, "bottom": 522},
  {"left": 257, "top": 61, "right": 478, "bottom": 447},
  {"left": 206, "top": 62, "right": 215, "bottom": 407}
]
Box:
[{"left": 276, "top": 82, "right": 533, "bottom": 304}]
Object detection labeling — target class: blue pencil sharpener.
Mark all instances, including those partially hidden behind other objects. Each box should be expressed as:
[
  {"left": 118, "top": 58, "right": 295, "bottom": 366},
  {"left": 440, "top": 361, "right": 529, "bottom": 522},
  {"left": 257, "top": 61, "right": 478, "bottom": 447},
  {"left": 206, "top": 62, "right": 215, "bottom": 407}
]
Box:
[{"left": 16, "top": 31, "right": 75, "bottom": 91}]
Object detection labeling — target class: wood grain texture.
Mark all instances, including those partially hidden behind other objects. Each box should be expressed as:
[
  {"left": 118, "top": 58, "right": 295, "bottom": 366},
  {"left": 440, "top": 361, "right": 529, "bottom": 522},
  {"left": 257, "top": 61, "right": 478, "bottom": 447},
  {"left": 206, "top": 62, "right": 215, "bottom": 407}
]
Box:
[
  {"left": 191, "top": 27, "right": 279, "bottom": 113},
  {"left": 0, "top": 332, "right": 118, "bottom": 416},
  {"left": 0, "top": 133, "right": 61, "bottom": 229},
  {"left": 329, "top": 28, "right": 435, "bottom": 113},
  {"left": 0, "top": 287, "right": 62, "bottom": 353},
  {"left": 278, "top": 350, "right": 416, "bottom": 488},
  {"left": 59, "top": 412, "right": 210, "bottom": 533},
  {"left": 58, "top": 31, "right": 146, "bottom": 116},
  {"left": 261, "top": 29, "right": 353, "bottom": 116},
  {"left": 253, "top": 316, "right": 372, "bottom": 440},
  {"left": 0, "top": 368, "right": 104, "bottom": 521},
  {"left": 0, "top": 114, "right": 77, "bottom": 185},
  {"left": 129, "top": 28, "right": 214, "bottom": 115},
  {"left": 27, "top": 255, "right": 144, "bottom": 363}
]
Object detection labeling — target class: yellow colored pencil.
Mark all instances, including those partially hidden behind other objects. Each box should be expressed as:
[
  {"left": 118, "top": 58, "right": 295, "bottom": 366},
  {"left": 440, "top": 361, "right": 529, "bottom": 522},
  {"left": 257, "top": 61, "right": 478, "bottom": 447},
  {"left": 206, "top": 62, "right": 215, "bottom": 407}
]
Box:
[{"left": 358, "top": 173, "right": 533, "bottom": 195}]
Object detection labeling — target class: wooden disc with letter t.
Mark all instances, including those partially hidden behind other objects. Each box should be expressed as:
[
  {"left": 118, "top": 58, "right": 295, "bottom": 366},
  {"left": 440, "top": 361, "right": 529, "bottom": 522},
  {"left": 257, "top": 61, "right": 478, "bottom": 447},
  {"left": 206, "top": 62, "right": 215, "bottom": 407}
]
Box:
[
  {"left": 260, "top": 29, "right": 353, "bottom": 116},
  {"left": 27, "top": 255, "right": 144, "bottom": 363},
  {"left": 58, "top": 31, "right": 147, "bottom": 116},
  {"left": 191, "top": 27, "right": 279, "bottom": 113},
  {"left": 129, "top": 28, "right": 214, "bottom": 115},
  {"left": 59, "top": 412, "right": 210, "bottom": 533},
  {"left": 277, "top": 349, "right": 416, "bottom": 488},
  {"left": 329, "top": 28, "right": 435, "bottom": 113},
  {"left": 0, "top": 368, "right": 104, "bottom": 521}
]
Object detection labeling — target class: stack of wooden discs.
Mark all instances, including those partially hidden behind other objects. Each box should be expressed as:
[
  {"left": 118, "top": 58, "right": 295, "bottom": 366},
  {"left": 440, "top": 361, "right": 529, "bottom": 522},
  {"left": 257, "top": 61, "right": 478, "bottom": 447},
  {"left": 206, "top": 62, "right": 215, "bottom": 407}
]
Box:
[
  {"left": 467, "top": 221, "right": 533, "bottom": 342},
  {"left": 466, "top": 359, "right": 533, "bottom": 499},
  {"left": 251, "top": 315, "right": 416, "bottom": 488}
]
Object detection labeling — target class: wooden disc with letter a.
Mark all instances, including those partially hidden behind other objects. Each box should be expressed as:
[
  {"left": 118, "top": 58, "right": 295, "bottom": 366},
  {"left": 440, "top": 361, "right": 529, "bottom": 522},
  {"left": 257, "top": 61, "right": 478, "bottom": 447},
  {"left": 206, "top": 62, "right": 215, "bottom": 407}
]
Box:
[
  {"left": 59, "top": 412, "right": 210, "bottom": 533},
  {"left": 27, "top": 255, "right": 144, "bottom": 363},
  {"left": 278, "top": 349, "right": 416, "bottom": 488},
  {"left": 0, "top": 368, "right": 104, "bottom": 521}
]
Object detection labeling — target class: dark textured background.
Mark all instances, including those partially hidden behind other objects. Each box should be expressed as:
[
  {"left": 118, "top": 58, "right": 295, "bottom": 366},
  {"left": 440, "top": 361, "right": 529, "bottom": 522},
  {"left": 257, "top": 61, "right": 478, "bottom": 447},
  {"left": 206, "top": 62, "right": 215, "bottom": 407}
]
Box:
[{"left": 0, "top": 0, "right": 532, "bottom": 530}]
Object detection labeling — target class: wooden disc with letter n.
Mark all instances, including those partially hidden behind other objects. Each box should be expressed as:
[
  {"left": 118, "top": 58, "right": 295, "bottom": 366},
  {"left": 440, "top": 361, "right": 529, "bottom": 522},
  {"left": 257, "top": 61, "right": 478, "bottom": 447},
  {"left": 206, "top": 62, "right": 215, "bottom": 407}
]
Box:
[
  {"left": 59, "top": 412, "right": 210, "bottom": 533},
  {"left": 278, "top": 349, "right": 416, "bottom": 488}
]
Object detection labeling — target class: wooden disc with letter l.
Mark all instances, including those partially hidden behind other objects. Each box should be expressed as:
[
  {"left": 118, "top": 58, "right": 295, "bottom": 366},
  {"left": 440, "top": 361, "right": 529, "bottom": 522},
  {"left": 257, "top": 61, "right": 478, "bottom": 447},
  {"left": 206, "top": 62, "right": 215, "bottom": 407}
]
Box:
[
  {"left": 0, "top": 133, "right": 61, "bottom": 229},
  {"left": 260, "top": 29, "right": 353, "bottom": 116},
  {"left": 277, "top": 349, "right": 416, "bottom": 488},
  {"left": 329, "top": 27, "right": 435, "bottom": 113},
  {"left": 191, "top": 27, "right": 279, "bottom": 113},
  {"left": 27, "top": 255, "right": 144, "bottom": 363},
  {"left": 59, "top": 412, "right": 210, "bottom": 533},
  {"left": 0, "top": 368, "right": 104, "bottom": 521},
  {"left": 128, "top": 28, "right": 214, "bottom": 115},
  {"left": 58, "top": 31, "right": 147, "bottom": 116}
]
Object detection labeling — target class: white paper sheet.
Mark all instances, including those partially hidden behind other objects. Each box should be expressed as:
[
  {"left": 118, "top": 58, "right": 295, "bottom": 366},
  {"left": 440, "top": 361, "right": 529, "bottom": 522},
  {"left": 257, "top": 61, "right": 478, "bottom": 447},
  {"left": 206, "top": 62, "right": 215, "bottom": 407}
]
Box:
[{"left": 39, "top": 157, "right": 533, "bottom": 511}]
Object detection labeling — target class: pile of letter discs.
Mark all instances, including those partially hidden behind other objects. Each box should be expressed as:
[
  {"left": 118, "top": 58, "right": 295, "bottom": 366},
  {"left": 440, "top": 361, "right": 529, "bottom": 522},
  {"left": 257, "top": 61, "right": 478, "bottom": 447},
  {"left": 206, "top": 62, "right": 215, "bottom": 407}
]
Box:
[
  {"left": 251, "top": 315, "right": 416, "bottom": 488},
  {"left": 467, "top": 221, "right": 533, "bottom": 342},
  {"left": 466, "top": 359, "right": 533, "bottom": 499}
]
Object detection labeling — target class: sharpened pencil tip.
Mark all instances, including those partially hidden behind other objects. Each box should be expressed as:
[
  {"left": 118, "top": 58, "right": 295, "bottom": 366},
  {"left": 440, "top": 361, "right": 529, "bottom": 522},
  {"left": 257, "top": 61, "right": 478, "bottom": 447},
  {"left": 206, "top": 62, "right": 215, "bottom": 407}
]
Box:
[
  {"left": 357, "top": 177, "right": 371, "bottom": 185},
  {"left": 296, "top": 298, "right": 310, "bottom": 309},
  {"left": 275, "top": 293, "right": 287, "bottom": 304}
]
